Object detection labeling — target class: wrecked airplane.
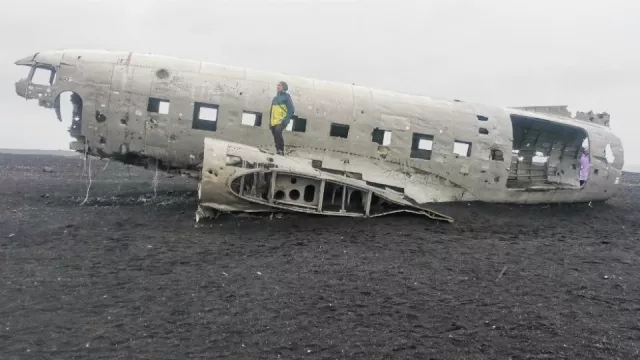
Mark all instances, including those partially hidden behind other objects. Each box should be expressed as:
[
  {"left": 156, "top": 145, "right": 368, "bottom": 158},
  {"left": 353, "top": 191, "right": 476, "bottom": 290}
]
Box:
[{"left": 14, "top": 50, "right": 625, "bottom": 223}]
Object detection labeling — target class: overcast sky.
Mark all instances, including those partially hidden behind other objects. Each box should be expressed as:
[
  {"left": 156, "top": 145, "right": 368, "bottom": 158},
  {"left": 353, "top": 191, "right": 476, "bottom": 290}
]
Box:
[{"left": 1, "top": 0, "right": 638, "bottom": 170}]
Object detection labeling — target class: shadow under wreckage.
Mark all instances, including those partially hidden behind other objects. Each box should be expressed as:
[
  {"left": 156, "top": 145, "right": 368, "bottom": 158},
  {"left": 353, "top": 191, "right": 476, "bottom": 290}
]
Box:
[{"left": 196, "top": 138, "right": 454, "bottom": 223}]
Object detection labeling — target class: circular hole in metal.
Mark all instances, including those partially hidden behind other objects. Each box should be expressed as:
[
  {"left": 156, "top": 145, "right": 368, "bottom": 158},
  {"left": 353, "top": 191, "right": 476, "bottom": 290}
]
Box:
[
  {"left": 156, "top": 68, "right": 170, "bottom": 79},
  {"left": 207, "top": 169, "right": 213, "bottom": 175},
  {"left": 290, "top": 177, "right": 297, "bottom": 184},
  {"left": 274, "top": 190, "right": 285, "bottom": 200},
  {"left": 289, "top": 189, "right": 300, "bottom": 201}
]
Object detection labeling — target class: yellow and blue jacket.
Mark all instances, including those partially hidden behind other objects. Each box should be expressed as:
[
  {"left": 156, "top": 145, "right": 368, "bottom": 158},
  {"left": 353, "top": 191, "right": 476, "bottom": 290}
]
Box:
[{"left": 269, "top": 91, "right": 295, "bottom": 127}]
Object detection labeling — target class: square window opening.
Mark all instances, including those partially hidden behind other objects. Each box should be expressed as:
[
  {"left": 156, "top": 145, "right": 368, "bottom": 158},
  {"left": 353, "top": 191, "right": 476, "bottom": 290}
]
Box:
[
  {"left": 285, "top": 116, "right": 307, "bottom": 132},
  {"left": 372, "top": 128, "right": 392, "bottom": 146},
  {"left": 148, "top": 97, "right": 170, "bottom": 115},
  {"left": 192, "top": 102, "right": 219, "bottom": 131},
  {"left": 418, "top": 139, "right": 433, "bottom": 150},
  {"left": 197, "top": 105, "right": 218, "bottom": 121},
  {"left": 241, "top": 111, "right": 262, "bottom": 127},
  {"left": 31, "top": 66, "right": 56, "bottom": 86},
  {"left": 490, "top": 149, "right": 504, "bottom": 161},
  {"left": 330, "top": 123, "right": 350, "bottom": 138},
  {"left": 479, "top": 127, "right": 489, "bottom": 135},
  {"left": 411, "top": 132, "right": 434, "bottom": 160},
  {"left": 605, "top": 143, "right": 615, "bottom": 163},
  {"left": 454, "top": 140, "right": 472, "bottom": 157}
]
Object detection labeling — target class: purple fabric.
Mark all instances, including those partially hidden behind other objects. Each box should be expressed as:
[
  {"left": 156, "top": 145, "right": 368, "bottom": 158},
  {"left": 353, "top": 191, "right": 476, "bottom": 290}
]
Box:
[{"left": 579, "top": 153, "right": 590, "bottom": 181}]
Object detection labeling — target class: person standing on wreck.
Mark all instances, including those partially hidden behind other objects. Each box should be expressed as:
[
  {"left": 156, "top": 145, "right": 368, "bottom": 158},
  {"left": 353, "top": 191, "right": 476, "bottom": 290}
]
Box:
[
  {"left": 579, "top": 147, "right": 590, "bottom": 187},
  {"left": 269, "top": 81, "right": 295, "bottom": 155}
]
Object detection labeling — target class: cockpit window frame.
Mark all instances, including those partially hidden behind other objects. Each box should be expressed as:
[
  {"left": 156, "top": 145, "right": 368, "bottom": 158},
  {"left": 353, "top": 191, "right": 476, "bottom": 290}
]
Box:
[{"left": 28, "top": 63, "right": 57, "bottom": 86}]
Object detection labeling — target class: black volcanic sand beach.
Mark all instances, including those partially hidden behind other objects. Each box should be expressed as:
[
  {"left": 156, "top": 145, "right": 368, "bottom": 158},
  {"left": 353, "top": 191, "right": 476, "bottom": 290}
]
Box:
[{"left": 1, "top": 152, "right": 639, "bottom": 359}]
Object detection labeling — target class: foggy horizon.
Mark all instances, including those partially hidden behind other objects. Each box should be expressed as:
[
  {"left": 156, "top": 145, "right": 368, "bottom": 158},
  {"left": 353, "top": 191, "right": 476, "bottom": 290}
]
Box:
[{"left": 1, "top": 0, "right": 638, "bottom": 170}]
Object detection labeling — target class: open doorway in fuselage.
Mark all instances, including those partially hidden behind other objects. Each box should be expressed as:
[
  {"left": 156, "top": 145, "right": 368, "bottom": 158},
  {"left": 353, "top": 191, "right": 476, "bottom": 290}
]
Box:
[
  {"left": 579, "top": 137, "right": 591, "bottom": 188},
  {"left": 54, "top": 91, "right": 83, "bottom": 139},
  {"left": 507, "top": 114, "right": 590, "bottom": 190}
]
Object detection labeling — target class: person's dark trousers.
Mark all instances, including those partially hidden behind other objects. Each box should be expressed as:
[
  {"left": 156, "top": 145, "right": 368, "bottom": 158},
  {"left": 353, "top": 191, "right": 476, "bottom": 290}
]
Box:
[{"left": 270, "top": 125, "right": 285, "bottom": 155}]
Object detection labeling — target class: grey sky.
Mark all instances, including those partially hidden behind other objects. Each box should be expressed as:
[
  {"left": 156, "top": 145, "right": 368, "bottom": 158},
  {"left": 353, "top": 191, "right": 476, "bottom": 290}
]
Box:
[{"left": 1, "top": 0, "right": 639, "bottom": 170}]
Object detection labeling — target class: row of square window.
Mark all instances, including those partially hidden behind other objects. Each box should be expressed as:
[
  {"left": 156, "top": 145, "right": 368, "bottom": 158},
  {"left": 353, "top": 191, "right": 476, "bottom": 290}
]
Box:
[
  {"left": 147, "top": 97, "right": 500, "bottom": 161},
  {"left": 147, "top": 97, "right": 306, "bottom": 132}
]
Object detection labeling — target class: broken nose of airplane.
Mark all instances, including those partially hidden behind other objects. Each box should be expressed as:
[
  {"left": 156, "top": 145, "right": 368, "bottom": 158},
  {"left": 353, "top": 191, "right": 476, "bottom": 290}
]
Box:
[
  {"left": 15, "top": 77, "right": 28, "bottom": 98},
  {"left": 15, "top": 81, "right": 26, "bottom": 98},
  {"left": 14, "top": 54, "right": 37, "bottom": 98},
  {"left": 14, "top": 52, "right": 61, "bottom": 101}
]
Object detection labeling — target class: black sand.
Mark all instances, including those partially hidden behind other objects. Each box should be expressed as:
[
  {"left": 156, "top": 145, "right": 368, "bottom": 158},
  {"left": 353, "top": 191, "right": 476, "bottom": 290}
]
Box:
[{"left": 1, "top": 153, "right": 639, "bottom": 359}]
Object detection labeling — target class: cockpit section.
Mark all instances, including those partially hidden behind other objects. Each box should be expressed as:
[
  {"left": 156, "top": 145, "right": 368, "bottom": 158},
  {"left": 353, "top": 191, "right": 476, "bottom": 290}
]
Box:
[
  {"left": 14, "top": 52, "right": 61, "bottom": 107},
  {"left": 15, "top": 51, "right": 83, "bottom": 139},
  {"left": 15, "top": 64, "right": 57, "bottom": 104}
]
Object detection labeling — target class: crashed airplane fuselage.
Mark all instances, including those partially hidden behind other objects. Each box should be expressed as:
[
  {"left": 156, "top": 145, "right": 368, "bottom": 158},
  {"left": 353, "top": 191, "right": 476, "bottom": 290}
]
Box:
[{"left": 14, "top": 50, "right": 625, "bottom": 221}]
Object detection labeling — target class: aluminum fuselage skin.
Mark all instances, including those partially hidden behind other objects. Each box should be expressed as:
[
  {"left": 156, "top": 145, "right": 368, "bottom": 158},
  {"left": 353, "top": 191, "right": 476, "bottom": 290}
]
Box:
[{"left": 14, "top": 50, "right": 625, "bottom": 205}]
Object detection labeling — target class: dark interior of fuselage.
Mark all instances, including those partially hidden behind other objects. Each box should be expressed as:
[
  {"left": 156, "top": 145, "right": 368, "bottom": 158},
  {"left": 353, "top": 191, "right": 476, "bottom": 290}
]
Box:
[
  {"left": 508, "top": 114, "right": 588, "bottom": 189},
  {"left": 54, "top": 91, "right": 83, "bottom": 137}
]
